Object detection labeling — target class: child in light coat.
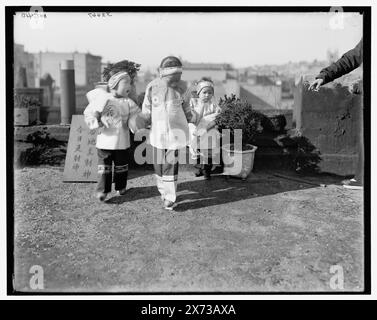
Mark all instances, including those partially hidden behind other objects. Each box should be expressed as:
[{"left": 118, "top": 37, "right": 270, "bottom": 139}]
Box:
[
  {"left": 189, "top": 78, "right": 221, "bottom": 179},
  {"left": 83, "top": 61, "right": 141, "bottom": 202},
  {"left": 140, "top": 56, "right": 194, "bottom": 210}
]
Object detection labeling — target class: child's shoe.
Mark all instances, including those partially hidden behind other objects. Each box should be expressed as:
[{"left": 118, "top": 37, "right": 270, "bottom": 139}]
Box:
[
  {"left": 164, "top": 199, "right": 175, "bottom": 210},
  {"left": 343, "top": 178, "right": 363, "bottom": 190},
  {"left": 194, "top": 168, "right": 204, "bottom": 177},
  {"left": 203, "top": 165, "right": 212, "bottom": 180},
  {"left": 96, "top": 192, "right": 108, "bottom": 202},
  {"left": 203, "top": 172, "right": 211, "bottom": 180},
  {"left": 117, "top": 187, "right": 127, "bottom": 195}
]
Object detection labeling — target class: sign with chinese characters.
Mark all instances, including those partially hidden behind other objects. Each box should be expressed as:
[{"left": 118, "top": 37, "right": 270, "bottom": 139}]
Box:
[{"left": 63, "top": 115, "right": 98, "bottom": 182}]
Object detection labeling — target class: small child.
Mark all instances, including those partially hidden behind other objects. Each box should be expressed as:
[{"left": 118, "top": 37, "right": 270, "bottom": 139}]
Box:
[
  {"left": 189, "top": 78, "right": 221, "bottom": 179},
  {"left": 140, "top": 56, "right": 194, "bottom": 210},
  {"left": 83, "top": 61, "right": 141, "bottom": 202}
]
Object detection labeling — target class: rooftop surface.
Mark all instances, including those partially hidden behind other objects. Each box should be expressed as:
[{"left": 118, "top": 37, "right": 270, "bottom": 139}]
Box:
[{"left": 13, "top": 165, "right": 364, "bottom": 292}]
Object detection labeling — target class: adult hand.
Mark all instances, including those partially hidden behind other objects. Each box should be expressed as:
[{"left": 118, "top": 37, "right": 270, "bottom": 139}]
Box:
[
  {"left": 351, "top": 81, "right": 362, "bottom": 94},
  {"left": 308, "top": 78, "right": 324, "bottom": 91}
]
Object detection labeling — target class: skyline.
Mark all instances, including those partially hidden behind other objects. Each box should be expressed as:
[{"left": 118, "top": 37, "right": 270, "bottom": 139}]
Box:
[{"left": 14, "top": 12, "right": 363, "bottom": 70}]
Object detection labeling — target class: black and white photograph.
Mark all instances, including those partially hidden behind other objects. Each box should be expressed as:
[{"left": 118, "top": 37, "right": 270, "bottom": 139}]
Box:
[{"left": 7, "top": 5, "right": 370, "bottom": 295}]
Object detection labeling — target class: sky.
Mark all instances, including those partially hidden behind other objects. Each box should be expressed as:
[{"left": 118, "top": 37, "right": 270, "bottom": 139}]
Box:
[{"left": 14, "top": 11, "right": 363, "bottom": 70}]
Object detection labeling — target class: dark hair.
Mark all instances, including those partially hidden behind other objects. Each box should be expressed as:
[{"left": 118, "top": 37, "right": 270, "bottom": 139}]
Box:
[
  {"left": 198, "top": 77, "right": 213, "bottom": 84},
  {"left": 197, "top": 77, "right": 215, "bottom": 94},
  {"left": 102, "top": 60, "right": 141, "bottom": 83},
  {"left": 159, "top": 56, "right": 182, "bottom": 68}
]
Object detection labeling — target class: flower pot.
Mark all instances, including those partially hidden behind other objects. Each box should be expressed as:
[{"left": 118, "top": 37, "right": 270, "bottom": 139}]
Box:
[{"left": 222, "top": 143, "right": 258, "bottom": 180}]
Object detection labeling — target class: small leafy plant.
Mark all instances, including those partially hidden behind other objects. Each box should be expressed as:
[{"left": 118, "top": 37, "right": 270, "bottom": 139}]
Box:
[
  {"left": 14, "top": 93, "right": 41, "bottom": 109},
  {"left": 215, "top": 94, "right": 264, "bottom": 150}
]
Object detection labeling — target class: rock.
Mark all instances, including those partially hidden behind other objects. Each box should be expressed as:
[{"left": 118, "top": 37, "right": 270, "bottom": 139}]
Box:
[
  {"left": 261, "top": 114, "right": 287, "bottom": 133},
  {"left": 14, "top": 142, "right": 34, "bottom": 168},
  {"left": 14, "top": 125, "right": 70, "bottom": 143}
]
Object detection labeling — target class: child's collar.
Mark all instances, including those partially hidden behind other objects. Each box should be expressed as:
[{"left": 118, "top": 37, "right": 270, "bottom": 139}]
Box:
[{"left": 112, "top": 93, "right": 128, "bottom": 99}]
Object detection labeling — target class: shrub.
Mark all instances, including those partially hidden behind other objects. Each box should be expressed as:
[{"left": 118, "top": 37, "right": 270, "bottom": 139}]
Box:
[
  {"left": 215, "top": 94, "right": 264, "bottom": 148},
  {"left": 260, "top": 114, "right": 287, "bottom": 133},
  {"left": 24, "top": 130, "right": 67, "bottom": 166},
  {"left": 14, "top": 93, "right": 41, "bottom": 109}
]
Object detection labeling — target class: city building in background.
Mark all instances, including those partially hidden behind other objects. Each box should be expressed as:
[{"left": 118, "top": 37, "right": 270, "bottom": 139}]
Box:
[
  {"left": 14, "top": 43, "right": 36, "bottom": 88},
  {"left": 182, "top": 61, "right": 238, "bottom": 83},
  {"left": 14, "top": 43, "right": 102, "bottom": 108},
  {"left": 13, "top": 42, "right": 363, "bottom": 118},
  {"left": 33, "top": 50, "right": 102, "bottom": 88}
]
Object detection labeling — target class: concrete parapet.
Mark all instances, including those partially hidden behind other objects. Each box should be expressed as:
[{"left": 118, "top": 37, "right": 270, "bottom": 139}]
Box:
[
  {"left": 14, "top": 125, "right": 70, "bottom": 142},
  {"left": 293, "top": 75, "right": 362, "bottom": 175}
]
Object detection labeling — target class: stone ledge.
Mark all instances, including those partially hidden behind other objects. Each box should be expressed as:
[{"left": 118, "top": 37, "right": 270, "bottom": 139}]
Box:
[{"left": 14, "top": 125, "right": 71, "bottom": 142}]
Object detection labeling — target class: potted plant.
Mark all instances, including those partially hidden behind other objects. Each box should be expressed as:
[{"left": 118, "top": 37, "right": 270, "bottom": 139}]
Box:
[{"left": 215, "top": 94, "right": 263, "bottom": 180}]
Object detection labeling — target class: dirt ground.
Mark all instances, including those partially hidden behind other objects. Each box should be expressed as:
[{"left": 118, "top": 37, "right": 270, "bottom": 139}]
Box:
[{"left": 13, "top": 165, "right": 364, "bottom": 293}]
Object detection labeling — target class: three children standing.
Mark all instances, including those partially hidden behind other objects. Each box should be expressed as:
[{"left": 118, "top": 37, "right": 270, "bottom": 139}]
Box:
[{"left": 83, "top": 56, "right": 221, "bottom": 210}]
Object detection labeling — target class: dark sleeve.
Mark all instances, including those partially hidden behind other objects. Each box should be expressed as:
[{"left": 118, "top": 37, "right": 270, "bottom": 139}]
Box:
[{"left": 315, "top": 38, "right": 363, "bottom": 84}]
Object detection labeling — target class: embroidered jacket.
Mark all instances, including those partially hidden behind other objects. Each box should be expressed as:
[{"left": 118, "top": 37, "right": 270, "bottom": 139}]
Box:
[
  {"left": 141, "top": 78, "right": 194, "bottom": 150},
  {"left": 189, "top": 97, "right": 221, "bottom": 150},
  {"left": 83, "top": 88, "right": 140, "bottom": 150}
]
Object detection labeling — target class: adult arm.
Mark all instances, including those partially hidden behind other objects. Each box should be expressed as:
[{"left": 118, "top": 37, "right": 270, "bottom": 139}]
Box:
[{"left": 315, "top": 38, "right": 363, "bottom": 85}]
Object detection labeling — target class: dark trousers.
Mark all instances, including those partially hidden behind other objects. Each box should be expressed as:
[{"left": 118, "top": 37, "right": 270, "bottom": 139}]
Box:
[
  {"left": 195, "top": 151, "right": 213, "bottom": 176},
  {"left": 96, "top": 148, "right": 129, "bottom": 193}
]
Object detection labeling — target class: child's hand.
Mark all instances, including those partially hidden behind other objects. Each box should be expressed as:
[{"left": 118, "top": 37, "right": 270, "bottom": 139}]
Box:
[
  {"left": 134, "top": 128, "right": 150, "bottom": 143},
  {"left": 194, "top": 128, "right": 207, "bottom": 137},
  {"left": 135, "top": 128, "right": 149, "bottom": 136},
  {"left": 100, "top": 116, "right": 110, "bottom": 128},
  {"left": 93, "top": 111, "right": 105, "bottom": 127},
  {"left": 94, "top": 111, "right": 101, "bottom": 121}
]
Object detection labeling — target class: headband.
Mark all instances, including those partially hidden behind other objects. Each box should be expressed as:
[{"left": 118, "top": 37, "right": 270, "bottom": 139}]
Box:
[
  {"left": 108, "top": 71, "right": 131, "bottom": 89},
  {"left": 159, "top": 67, "right": 183, "bottom": 77},
  {"left": 196, "top": 81, "right": 214, "bottom": 94}
]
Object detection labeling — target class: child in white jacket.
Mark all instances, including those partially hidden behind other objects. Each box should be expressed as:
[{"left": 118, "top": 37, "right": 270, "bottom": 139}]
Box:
[
  {"left": 140, "top": 56, "right": 194, "bottom": 210},
  {"left": 189, "top": 78, "right": 221, "bottom": 179},
  {"left": 83, "top": 62, "right": 141, "bottom": 202}
]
